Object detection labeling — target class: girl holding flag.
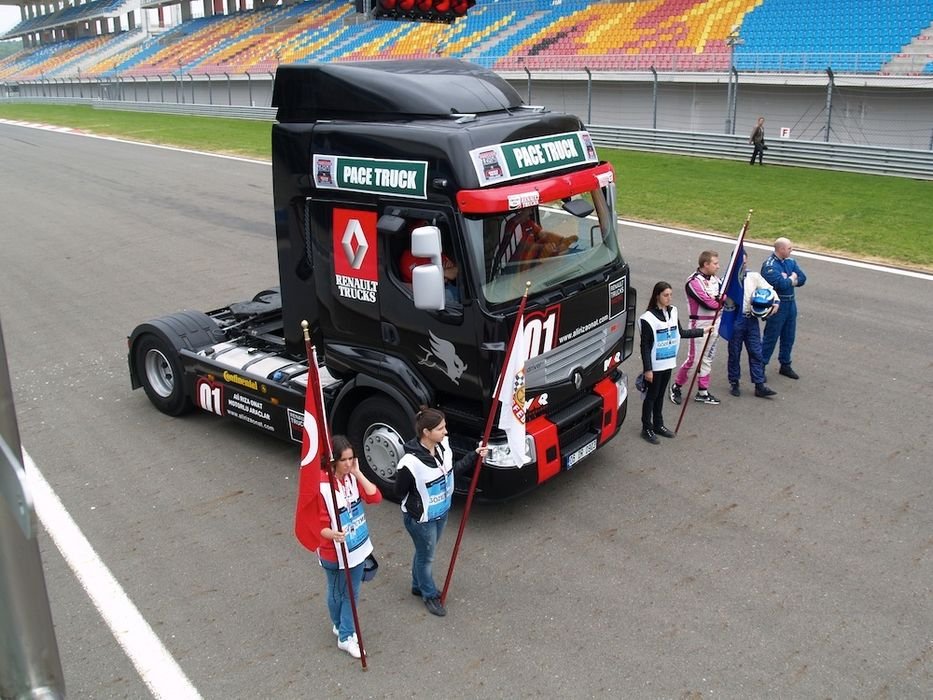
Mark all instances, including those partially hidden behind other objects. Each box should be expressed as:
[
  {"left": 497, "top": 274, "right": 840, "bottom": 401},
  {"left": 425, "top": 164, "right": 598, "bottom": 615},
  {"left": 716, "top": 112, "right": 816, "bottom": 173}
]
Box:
[
  {"left": 317, "top": 435, "right": 382, "bottom": 658},
  {"left": 396, "top": 407, "right": 487, "bottom": 617}
]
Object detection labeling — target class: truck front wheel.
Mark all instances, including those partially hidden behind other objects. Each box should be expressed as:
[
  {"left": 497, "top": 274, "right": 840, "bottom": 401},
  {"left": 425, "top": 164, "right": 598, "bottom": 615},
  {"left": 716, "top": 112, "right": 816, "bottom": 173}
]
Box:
[
  {"left": 135, "top": 334, "right": 192, "bottom": 416},
  {"left": 347, "top": 397, "right": 411, "bottom": 499}
]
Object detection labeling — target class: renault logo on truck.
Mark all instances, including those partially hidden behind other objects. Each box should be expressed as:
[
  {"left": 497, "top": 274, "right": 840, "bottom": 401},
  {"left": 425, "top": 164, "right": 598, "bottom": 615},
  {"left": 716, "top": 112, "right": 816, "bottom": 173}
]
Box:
[
  {"left": 341, "top": 218, "right": 369, "bottom": 269},
  {"left": 332, "top": 208, "right": 379, "bottom": 304}
]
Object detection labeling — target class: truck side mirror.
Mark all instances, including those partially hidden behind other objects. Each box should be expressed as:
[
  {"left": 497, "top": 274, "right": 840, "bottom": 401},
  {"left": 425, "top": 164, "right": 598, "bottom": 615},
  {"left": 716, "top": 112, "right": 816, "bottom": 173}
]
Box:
[
  {"left": 410, "top": 225, "right": 446, "bottom": 311},
  {"left": 412, "top": 265, "right": 445, "bottom": 310},
  {"left": 411, "top": 225, "right": 442, "bottom": 258}
]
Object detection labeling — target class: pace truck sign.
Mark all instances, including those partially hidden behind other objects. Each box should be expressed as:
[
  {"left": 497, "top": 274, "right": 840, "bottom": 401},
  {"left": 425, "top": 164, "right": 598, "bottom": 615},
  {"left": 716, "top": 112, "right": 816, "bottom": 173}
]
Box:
[
  {"left": 313, "top": 155, "right": 429, "bottom": 199},
  {"left": 468, "top": 131, "right": 599, "bottom": 187}
]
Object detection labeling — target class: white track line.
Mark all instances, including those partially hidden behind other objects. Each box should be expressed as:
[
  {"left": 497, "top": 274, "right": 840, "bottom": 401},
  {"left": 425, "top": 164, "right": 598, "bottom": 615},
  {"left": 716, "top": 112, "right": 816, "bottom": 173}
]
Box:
[
  {"left": 621, "top": 221, "right": 933, "bottom": 281},
  {"left": 0, "top": 117, "right": 266, "bottom": 165},
  {"left": 24, "top": 449, "right": 202, "bottom": 700}
]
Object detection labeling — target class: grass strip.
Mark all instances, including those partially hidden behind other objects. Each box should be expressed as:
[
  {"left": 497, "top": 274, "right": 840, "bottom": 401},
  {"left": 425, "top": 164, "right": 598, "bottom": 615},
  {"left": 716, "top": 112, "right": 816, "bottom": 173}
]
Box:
[{"left": 1, "top": 102, "right": 930, "bottom": 269}]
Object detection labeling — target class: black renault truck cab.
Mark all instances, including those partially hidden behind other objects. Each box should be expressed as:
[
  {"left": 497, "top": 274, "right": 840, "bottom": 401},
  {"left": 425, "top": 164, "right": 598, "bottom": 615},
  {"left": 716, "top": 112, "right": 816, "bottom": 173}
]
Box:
[{"left": 128, "top": 59, "right": 636, "bottom": 500}]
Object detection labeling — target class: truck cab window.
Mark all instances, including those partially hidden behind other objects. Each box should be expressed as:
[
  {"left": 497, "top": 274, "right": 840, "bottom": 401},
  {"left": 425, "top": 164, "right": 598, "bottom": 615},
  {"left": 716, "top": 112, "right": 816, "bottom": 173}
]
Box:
[{"left": 464, "top": 188, "right": 622, "bottom": 305}]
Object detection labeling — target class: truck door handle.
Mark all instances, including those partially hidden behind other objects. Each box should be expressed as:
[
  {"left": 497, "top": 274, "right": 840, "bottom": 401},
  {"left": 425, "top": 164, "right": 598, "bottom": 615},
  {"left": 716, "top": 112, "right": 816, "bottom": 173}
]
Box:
[{"left": 382, "top": 322, "right": 399, "bottom": 345}]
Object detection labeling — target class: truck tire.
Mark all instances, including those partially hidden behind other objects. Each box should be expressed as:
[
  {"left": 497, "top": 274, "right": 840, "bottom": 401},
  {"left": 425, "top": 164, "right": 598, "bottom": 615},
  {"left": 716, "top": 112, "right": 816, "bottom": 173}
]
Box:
[
  {"left": 347, "top": 396, "right": 412, "bottom": 499},
  {"left": 135, "top": 334, "right": 192, "bottom": 416}
]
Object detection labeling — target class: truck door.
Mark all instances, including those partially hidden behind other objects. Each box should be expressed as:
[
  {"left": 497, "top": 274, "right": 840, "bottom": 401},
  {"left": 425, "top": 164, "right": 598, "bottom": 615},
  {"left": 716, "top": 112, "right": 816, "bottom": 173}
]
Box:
[
  {"left": 378, "top": 208, "right": 484, "bottom": 409},
  {"left": 313, "top": 199, "right": 483, "bottom": 411}
]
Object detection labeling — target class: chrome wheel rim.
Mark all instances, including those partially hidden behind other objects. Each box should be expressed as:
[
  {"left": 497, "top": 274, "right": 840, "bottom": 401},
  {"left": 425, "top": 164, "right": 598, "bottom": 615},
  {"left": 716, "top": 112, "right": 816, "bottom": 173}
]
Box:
[
  {"left": 361, "top": 422, "right": 405, "bottom": 483},
  {"left": 144, "top": 348, "right": 174, "bottom": 399}
]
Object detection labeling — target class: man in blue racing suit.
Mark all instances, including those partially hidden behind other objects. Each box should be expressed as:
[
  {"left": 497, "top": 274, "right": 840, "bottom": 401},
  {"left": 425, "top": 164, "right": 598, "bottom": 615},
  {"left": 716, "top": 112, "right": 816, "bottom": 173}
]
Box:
[{"left": 760, "top": 237, "right": 807, "bottom": 380}]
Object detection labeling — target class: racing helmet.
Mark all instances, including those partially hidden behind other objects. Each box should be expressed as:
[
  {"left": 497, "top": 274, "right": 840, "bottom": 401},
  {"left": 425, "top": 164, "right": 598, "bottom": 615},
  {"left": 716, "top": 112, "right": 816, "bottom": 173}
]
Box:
[{"left": 750, "top": 288, "right": 775, "bottom": 318}]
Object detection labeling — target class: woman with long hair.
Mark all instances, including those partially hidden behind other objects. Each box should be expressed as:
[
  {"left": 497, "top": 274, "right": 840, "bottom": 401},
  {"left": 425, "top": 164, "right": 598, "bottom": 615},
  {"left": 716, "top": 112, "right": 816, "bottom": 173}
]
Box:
[
  {"left": 318, "top": 435, "right": 381, "bottom": 658},
  {"left": 639, "top": 281, "right": 709, "bottom": 444}
]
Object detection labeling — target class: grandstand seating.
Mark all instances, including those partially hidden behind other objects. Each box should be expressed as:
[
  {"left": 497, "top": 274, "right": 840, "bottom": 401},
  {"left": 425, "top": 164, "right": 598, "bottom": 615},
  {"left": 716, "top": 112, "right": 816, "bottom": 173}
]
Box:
[
  {"left": 2, "top": 0, "right": 931, "bottom": 81},
  {"left": 736, "top": 0, "right": 933, "bottom": 73},
  {"left": 3, "top": 0, "right": 131, "bottom": 38},
  {"left": 0, "top": 33, "right": 140, "bottom": 80},
  {"left": 192, "top": 1, "right": 354, "bottom": 74},
  {"left": 493, "top": 0, "right": 757, "bottom": 72}
]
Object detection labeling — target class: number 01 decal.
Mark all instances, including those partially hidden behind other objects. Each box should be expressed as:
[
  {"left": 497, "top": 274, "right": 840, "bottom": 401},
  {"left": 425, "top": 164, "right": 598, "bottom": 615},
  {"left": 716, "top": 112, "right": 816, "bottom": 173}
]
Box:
[
  {"left": 524, "top": 305, "right": 560, "bottom": 360},
  {"left": 196, "top": 378, "right": 224, "bottom": 416}
]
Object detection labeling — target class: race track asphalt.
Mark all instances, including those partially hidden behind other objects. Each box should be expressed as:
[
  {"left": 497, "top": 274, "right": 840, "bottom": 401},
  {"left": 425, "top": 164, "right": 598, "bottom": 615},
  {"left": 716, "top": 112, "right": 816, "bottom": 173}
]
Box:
[{"left": 1, "top": 122, "right": 931, "bottom": 699}]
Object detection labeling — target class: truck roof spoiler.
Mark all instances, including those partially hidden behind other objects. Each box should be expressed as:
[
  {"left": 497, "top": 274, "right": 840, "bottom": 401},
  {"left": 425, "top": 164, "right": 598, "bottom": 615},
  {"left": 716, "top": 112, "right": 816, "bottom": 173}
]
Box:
[{"left": 272, "top": 58, "right": 525, "bottom": 123}]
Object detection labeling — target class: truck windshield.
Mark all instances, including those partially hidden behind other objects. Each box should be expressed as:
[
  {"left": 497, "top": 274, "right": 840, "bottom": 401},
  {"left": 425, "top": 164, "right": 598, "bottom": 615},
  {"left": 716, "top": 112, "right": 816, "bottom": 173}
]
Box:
[{"left": 463, "top": 187, "right": 621, "bottom": 305}]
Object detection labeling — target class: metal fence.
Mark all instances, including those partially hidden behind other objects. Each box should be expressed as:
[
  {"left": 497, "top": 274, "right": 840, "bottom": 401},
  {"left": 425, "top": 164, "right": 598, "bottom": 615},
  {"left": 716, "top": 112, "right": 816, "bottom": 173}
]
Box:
[
  {"left": 2, "top": 95, "right": 932, "bottom": 180},
  {"left": 6, "top": 67, "right": 933, "bottom": 151},
  {"left": 586, "top": 125, "right": 933, "bottom": 179}
]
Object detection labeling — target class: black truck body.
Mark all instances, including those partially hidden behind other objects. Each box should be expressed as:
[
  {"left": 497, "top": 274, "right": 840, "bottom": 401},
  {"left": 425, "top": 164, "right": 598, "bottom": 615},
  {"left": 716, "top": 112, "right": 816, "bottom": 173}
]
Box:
[{"left": 128, "top": 59, "right": 636, "bottom": 500}]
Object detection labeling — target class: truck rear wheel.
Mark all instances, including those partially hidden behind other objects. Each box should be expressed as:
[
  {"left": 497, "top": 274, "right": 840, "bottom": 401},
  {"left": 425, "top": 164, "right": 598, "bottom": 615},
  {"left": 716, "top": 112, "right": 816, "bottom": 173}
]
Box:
[
  {"left": 135, "top": 334, "right": 192, "bottom": 416},
  {"left": 347, "top": 396, "right": 411, "bottom": 498}
]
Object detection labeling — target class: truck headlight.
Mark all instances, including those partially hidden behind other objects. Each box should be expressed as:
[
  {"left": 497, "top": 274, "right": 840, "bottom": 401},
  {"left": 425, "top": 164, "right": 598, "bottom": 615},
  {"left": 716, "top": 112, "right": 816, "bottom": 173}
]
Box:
[{"left": 485, "top": 435, "right": 536, "bottom": 468}]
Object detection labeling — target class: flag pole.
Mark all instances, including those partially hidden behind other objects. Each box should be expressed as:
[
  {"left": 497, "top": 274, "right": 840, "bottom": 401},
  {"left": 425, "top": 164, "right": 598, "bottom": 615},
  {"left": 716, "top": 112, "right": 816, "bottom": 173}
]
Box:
[
  {"left": 441, "top": 282, "right": 530, "bottom": 606},
  {"left": 674, "top": 210, "right": 753, "bottom": 435},
  {"left": 302, "top": 322, "right": 367, "bottom": 671}
]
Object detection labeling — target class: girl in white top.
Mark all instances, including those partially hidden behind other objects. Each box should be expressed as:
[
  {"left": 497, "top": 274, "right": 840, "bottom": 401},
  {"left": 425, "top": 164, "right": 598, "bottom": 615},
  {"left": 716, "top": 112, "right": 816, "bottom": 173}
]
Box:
[{"left": 638, "top": 281, "right": 709, "bottom": 444}]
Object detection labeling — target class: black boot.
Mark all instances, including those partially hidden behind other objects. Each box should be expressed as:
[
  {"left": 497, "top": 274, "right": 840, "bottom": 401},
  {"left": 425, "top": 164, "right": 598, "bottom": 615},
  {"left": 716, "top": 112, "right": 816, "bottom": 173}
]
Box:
[
  {"left": 641, "top": 428, "right": 660, "bottom": 445},
  {"left": 755, "top": 383, "right": 776, "bottom": 398}
]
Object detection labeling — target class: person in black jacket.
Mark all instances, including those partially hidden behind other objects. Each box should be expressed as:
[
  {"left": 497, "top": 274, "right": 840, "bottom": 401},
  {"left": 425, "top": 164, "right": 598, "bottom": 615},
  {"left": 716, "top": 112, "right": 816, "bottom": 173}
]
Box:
[
  {"left": 749, "top": 116, "right": 766, "bottom": 165},
  {"left": 639, "top": 281, "right": 709, "bottom": 444},
  {"left": 395, "top": 407, "right": 486, "bottom": 617}
]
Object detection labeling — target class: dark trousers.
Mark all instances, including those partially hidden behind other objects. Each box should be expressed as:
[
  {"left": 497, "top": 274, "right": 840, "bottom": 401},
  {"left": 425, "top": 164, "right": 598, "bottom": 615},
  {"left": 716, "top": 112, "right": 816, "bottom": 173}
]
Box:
[
  {"left": 750, "top": 143, "right": 764, "bottom": 164},
  {"left": 762, "top": 299, "right": 797, "bottom": 367},
  {"left": 641, "top": 368, "right": 672, "bottom": 431},
  {"left": 727, "top": 315, "right": 766, "bottom": 385}
]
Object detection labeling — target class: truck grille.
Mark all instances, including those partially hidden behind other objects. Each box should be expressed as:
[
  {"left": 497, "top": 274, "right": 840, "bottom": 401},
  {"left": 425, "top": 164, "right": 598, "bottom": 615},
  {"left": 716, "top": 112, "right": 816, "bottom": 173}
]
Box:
[{"left": 531, "top": 393, "right": 604, "bottom": 443}]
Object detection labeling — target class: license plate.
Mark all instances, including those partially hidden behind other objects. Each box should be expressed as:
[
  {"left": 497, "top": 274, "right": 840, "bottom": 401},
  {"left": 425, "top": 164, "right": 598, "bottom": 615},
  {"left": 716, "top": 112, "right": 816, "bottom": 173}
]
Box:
[{"left": 565, "top": 438, "right": 597, "bottom": 469}]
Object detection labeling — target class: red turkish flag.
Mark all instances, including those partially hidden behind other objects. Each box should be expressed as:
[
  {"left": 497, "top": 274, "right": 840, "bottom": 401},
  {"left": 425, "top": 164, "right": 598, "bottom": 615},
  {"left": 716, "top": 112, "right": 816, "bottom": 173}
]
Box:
[{"left": 294, "top": 344, "right": 329, "bottom": 552}]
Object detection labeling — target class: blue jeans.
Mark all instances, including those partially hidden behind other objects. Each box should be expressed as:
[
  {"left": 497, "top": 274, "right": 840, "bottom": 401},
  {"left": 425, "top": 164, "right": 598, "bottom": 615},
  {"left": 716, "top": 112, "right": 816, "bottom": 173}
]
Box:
[
  {"left": 320, "top": 558, "right": 365, "bottom": 642},
  {"left": 403, "top": 512, "right": 448, "bottom": 600}
]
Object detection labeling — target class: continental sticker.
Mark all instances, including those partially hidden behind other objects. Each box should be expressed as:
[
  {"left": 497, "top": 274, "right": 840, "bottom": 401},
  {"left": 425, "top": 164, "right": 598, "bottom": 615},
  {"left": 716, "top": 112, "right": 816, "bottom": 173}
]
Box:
[
  {"left": 313, "top": 155, "right": 428, "bottom": 199},
  {"left": 223, "top": 370, "right": 263, "bottom": 392},
  {"left": 469, "top": 131, "right": 599, "bottom": 187}
]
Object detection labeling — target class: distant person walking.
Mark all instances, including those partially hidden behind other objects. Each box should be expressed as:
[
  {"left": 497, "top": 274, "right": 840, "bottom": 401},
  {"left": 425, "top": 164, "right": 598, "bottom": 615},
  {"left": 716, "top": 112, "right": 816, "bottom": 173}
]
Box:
[
  {"left": 639, "top": 281, "right": 708, "bottom": 444},
  {"left": 760, "top": 237, "right": 807, "bottom": 379},
  {"left": 670, "top": 250, "right": 722, "bottom": 406},
  {"left": 749, "top": 116, "right": 766, "bottom": 165}
]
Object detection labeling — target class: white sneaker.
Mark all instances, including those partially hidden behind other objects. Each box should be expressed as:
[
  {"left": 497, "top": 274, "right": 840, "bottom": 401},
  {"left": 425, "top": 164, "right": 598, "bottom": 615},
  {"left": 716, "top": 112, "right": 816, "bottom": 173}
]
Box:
[
  {"left": 331, "top": 625, "right": 339, "bottom": 637},
  {"left": 337, "top": 634, "right": 361, "bottom": 659}
]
